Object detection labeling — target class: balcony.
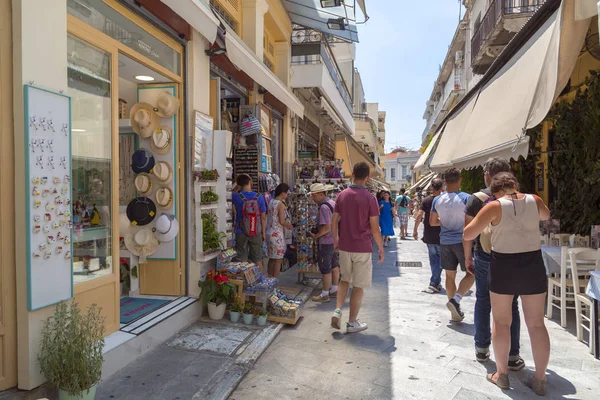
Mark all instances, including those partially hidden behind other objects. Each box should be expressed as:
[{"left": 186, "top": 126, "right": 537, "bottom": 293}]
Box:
[
  {"left": 471, "top": 0, "right": 545, "bottom": 74},
  {"left": 421, "top": 67, "right": 465, "bottom": 141}
]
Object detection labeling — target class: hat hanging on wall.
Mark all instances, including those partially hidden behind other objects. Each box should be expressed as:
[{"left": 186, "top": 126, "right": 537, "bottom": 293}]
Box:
[
  {"left": 150, "top": 126, "right": 172, "bottom": 154},
  {"left": 119, "top": 213, "right": 132, "bottom": 237},
  {"left": 155, "top": 92, "right": 180, "bottom": 118},
  {"left": 153, "top": 213, "right": 179, "bottom": 243},
  {"left": 134, "top": 173, "right": 153, "bottom": 195},
  {"left": 130, "top": 102, "right": 160, "bottom": 138},
  {"left": 126, "top": 196, "right": 157, "bottom": 226},
  {"left": 124, "top": 228, "right": 159, "bottom": 263},
  {"left": 131, "top": 148, "right": 155, "bottom": 174},
  {"left": 152, "top": 161, "right": 173, "bottom": 184},
  {"left": 155, "top": 186, "right": 174, "bottom": 210}
]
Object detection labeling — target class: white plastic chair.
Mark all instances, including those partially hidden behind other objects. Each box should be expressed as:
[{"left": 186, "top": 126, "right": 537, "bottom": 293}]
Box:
[
  {"left": 551, "top": 233, "right": 572, "bottom": 247},
  {"left": 569, "top": 248, "right": 600, "bottom": 353},
  {"left": 547, "top": 247, "right": 587, "bottom": 327},
  {"left": 540, "top": 235, "right": 549, "bottom": 246}
]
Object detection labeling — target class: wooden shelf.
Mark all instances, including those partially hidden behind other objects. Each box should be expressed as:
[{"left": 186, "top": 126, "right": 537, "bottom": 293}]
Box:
[
  {"left": 195, "top": 181, "right": 218, "bottom": 187},
  {"left": 196, "top": 251, "right": 220, "bottom": 262},
  {"left": 198, "top": 203, "right": 219, "bottom": 210}
]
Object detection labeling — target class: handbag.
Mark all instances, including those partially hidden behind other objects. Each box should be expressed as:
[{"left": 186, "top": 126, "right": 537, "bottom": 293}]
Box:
[{"left": 240, "top": 113, "right": 262, "bottom": 136}]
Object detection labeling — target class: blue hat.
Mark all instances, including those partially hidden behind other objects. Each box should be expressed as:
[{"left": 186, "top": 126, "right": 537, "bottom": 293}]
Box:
[{"left": 131, "top": 148, "right": 155, "bottom": 174}]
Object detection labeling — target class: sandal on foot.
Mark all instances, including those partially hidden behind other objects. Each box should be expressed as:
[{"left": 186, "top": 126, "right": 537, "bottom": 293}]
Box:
[
  {"left": 486, "top": 372, "right": 510, "bottom": 390},
  {"left": 525, "top": 377, "right": 547, "bottom": 396}
]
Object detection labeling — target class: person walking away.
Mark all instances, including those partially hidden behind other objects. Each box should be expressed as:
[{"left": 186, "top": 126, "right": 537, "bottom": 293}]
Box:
[
  {"left": 464, "top": 173, "right": 550, "bottom": 395},
  {"left": 266, "top": 183, "right": 293, "bottom": 278},
  {"left": 412, "top": 188, "right": 423, "bottom": 220},
  {"left": 463, "top": 157, "right": 525, "bottom": 369},
  {"left": 232, "top": 174, "right": 267, "bottom": 273},
  {"left": 429, "top": 167, "right": 474, "bottom": 322},
  {"left": 378, "top": 191, "right": 395, "bottom": 247},
  {"left": 413, "top": 178, "right": 443, "bottom": 293},
  {"left": 394, "top": 189, "right": 411, "bottom": 239},
  {"left": 331, "top": 162, "right": 384, "bottom": 333},
  {"left": 309, "top": 183, "right": 340, "bottom": 302}
]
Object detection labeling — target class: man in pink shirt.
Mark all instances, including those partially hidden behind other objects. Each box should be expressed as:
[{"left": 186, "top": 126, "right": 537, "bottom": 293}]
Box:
[{"left": 331, "top": 162, "right": 384, "bottom": 333}]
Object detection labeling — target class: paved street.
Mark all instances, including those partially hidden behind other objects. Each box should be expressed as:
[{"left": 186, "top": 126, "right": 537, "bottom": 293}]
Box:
[{"left": 230, "top": 221, "right": 600, "bottom": 400}]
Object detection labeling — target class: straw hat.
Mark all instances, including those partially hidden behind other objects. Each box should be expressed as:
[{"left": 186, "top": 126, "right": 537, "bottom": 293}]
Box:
[
  {"left": 131, "top": 148, "right": 156, "bottom": 174},
  {"left": 155, "top": 186, "right": 174, "bottom": 210},
  {"left": 150, "top": 126, "right": 172, "bottom": 154},
  {"left": 130, "top": 102, "right": 159, "bottom": 138},
  {"left": 155, "top": 92, "right": 180, "bottom": 118},
  {"left": 152, "top": 161, "right": 173, "bottom": 184},
  {"left": 308, "top": 183, "right": 334, "bottom": 195},
  {"left": 134, "top": 173, "right": 152, "bottom": 194},
  {"left": 126, "top": 197, "right": 157, "bottom": 226},
  {"left": 124, "top": 228, "right": 159, "bottom": 263},
  {"left": 153, "top": 214, "right": 179, "bottom": 243}
]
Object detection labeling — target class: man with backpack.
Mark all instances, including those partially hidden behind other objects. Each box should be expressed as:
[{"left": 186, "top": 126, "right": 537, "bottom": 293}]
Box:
[
  {"left": 463, "top": 157, "right": 525, "bottom": 369},
  {"left": 394, "top": 188, "right": 411, "bottom": 239},
  {"left": 309, "top": 183, "right": 339, "bottom": 303},
  {"left": 232, "top": 174, "right": 267, "bottom": 273}
]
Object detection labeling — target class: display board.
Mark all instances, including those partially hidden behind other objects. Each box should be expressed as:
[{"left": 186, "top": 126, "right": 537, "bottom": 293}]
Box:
[
  {"left": 24, "top": 85, "right": 74, "bottom": 311},
  {"left": 194, "top": 111, "right": 214, "bottom": 171}
]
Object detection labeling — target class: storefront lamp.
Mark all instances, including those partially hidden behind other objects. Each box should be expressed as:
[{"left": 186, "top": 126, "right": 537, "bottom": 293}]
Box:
[
  {"left": 135, "top": 75, "right": 155, "bottom": 82},
  {"left": 321, "top": 0, "right": 342, "bottom": 7},
  {"left": 327, "top": 18, "right": 346, "bottom": 30},
  {"left": 205, "top": 48, "right": 226, "bottom": 56}
]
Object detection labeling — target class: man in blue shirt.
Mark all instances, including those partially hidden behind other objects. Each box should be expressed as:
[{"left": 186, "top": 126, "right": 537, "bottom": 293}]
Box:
[
  {"left": 232, "top": 174, "right": 267, "bottom": 273},
  {"left": 430, "top": 167, "right": 474, "bottom": 322}
]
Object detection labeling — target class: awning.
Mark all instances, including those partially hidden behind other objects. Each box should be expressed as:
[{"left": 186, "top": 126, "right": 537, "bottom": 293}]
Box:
[
  {"left": 413, "top": 133, "right": 439, "bottom": 172},
  {"left": 356, "top": 0, "right": 367, "bottom": 19},
  {"left": 407, "top": 172, "right": 436, "bottom": 193},
  {"left": 220, "top": 20, "right": 305, "bottom": 117},
  {"left": 336, "top": 133, "right": 378, "bottom": 177},
  {"left": 282, "top": 0, "right": 359, "bottom": 42},
  {"left": 160, "top": 0, "right": 220, "bottom": 43},
  {"left": 430, "top": 0, "right": 590, "bottom": 171}
]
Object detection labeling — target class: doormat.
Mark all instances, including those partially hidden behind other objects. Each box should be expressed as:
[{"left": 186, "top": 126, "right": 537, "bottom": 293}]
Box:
[
  {"left": 120, "top": 297, "right": 170, "bottom": 324},
  {"left": 396, "top": 261, "right": 422, "bottom": 268}
]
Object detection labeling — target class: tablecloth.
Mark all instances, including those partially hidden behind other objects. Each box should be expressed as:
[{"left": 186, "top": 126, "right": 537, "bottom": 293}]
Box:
[
  {"left": 541, "top": 246, "right": 561, "bottom": 275},
  {"left": 586, "top": 270, "right": 600, "bottom": 301}
]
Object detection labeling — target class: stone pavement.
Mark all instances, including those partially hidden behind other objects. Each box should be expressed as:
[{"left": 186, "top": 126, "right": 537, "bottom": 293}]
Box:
[{"left": 230, "top": 221, "right": 600, "bottom": 400}]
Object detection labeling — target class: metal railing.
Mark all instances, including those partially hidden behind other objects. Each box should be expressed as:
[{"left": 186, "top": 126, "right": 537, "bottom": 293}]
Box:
[{"left": 471, "top": 0, "right": 546, "bottom": 63}]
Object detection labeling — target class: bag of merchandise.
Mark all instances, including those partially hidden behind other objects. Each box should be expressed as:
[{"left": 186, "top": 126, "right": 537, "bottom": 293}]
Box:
[{"left": 240, "top": 113, "right": 262, "bottom": 136}]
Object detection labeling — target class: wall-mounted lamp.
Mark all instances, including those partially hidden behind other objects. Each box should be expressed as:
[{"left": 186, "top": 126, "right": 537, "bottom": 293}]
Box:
[
  {"left": 205, "top": 47, "right": 226, "bottom": 56},
  {"left": 327, "top": 18, "right": 346, "bottom": 30}
]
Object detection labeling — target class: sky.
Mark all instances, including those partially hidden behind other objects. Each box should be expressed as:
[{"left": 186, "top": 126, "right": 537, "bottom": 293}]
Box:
[{"left": 354, "top": 1, "right": 464, "bottom": 153}]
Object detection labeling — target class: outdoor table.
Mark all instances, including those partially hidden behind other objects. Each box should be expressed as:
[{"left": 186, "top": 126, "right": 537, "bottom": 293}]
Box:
[
  {"left": 585, "top": 270, "right": 600, "bottom": 360},
  {"left": 541, "top": 246, "right": 562, "bottom": 275}
]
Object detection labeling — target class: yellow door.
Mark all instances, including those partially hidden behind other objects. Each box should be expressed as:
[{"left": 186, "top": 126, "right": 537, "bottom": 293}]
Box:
[{"left": 0, "top": 0, "right": 18, "bottom": 389}]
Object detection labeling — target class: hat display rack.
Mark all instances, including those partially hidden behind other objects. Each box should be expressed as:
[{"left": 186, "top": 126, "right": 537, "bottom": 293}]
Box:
[{"left": 126, "top": 87, "right": 180, "bottom": 261}]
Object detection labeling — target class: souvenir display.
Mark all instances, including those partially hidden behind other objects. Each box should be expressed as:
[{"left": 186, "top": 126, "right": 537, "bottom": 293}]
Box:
[
  {"left": 130, "top": 102, "right": 159, "bottom": 138},
  {"left": 150, "top": 126, "right": 172, "bottom": 154},
  {"left": 155, "top": 186, "right": 174, "bottom": 210},
  {"left": 233, "top": 147, "right": 258, "bottom": 185},
  {"left": 152, "top": 161, "right": 173, "bottom": 184},
  {"left": 134, "top": 173, "right": 153, "bottom": 195},
  {"left": 131, "top": 148, "right": 155, "bottom": 174},
  {"left": 126, "top": 197, "right": 157, "bottom": 226},
  {"left": 124, "top": 228, "right": 159, "bottom": 264},
  {"left": 153, "top": 214, "right": 179, "bottom": 243},
  {"left": 154, "top": 92, "right": 180, "bottom": 118}
]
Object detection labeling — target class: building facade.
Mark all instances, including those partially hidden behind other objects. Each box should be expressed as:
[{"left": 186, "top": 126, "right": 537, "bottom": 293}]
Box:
[{"left": 383, "top": 151, "right": 421, "bottom": 195}]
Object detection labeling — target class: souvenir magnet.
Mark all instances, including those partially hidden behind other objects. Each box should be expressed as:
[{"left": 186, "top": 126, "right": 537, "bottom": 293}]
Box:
[
  {"left": 44, "top": 251, "right": 52, "bottom": 259},
  {"left": 33, "top": 214, "right": 41, "bottom": 222},
  {"left": 64, "top": 251, "right": 71, "bottom": 259},
  {"left": 47, "top": 235, "right": 55, "bottom": 244},
  {"left": 56, "top": 209, "right": 64, "bottom": 216},
  {"left": 41, "top": 177, "right": 48, "bottom": 185},
  {"left": 45, "top": 202, "right": 55, "bottom": 211},
  {"left": 32, "top": 177, "right": 41, "bottom": 184},
  {"left": 33, "top": 252, "right": 41, "bottom": 258},
  {"left": 65, "top": 211, "right": 71, "bottom": 217},
  {"left": 42, "top": 189, "right": 50, "bottom": 197},
  {"left": 54, "top": 196, "right": 62, "bottom": 204},
  {"left": 34, "top": 200, "right": 42, "bottom": 208},
  {"left": 39, "top": 243, "right": 47, "bottom": 251},
  {"left": 62, "top": 123, "right": 69, "bottom": 136},
  {"left": 48, "top": 120, "right": 55, "bottom": 132},
  {"left": 44, "top": 213, "right": 52, "bottom": 222},
  {"left": 30, "top": 116, "right": 37, "bottom": 129},
  {"left": 33, "top": 225, "right": 41, "bottom": 233},
  {"left": 51, "top": 188, "right": 58, "bottom": 195},
  {"left": 60, "top": 157, "right": 67, "bottom": 169},
  {"left": 43, "top": 225, "right": 50, "bottom": 233},
  {"left": 38, "top": 138, "right": 45, "bottom": 152},
  {"left": 52, "top": 221, "right": 60, "bottom": 229},
  {"left": 36, "top": 156, "right": 44, "bottom": 169},
  {"left": 56, "top": 246, "right": 63, "bottom": 254},
  {"left": 57, "top": 232, "right": 65, "bottom": 241},
  {"left": 64, "top": 236, "right": 71, "bottom": 245},
  {"left": 61, "top": 187, "right": 69, "bottom": 195},
  {"left": 53, "top": 176, "right": 61, "bottom": 184},
  {"left": 64, "top": 175, "right": 70, "bottom": 183},
  {"left": 32, "top": 186, "right": 40, "bottom": 196},
  {"left": 39, "top": 117, "right": 47, "bottom": 131}
]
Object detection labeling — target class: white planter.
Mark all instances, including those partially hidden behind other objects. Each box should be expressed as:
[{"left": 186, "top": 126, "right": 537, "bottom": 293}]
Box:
[{"left": 207, "top": 302, "right": 226, "bottom": 320}]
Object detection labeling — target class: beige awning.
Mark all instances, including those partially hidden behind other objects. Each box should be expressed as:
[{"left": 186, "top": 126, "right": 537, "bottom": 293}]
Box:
[
  {"left": 431, "top": 0, "right": 590, "bottom": 171},
  {"left": 160, "top": 0, "right": 220, "bottom": 43},
  {"left": 407, "top": 172, "right": 436, "bottom": 193},
  {"left": 413, "top": 133, "right": 439, "bottom": 172}
]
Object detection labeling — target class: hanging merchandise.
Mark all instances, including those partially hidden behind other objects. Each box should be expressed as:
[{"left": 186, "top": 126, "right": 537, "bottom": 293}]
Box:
[
  {"left": 152, "top": 161, "right": 174, "bottom": 185},
  {"left": 134, "top": 173, "right": 153, "bottom": 195},
  {"left": 155, "top": 187, "right": 174, "bottom": 210},
  {"left": 130, "top": 102, "right": 160, "bottom": 138},
  {"left": 126, "top": 197, "right": 157, "bottom": 226},
  {"left": 153, "top": 214, "right": 179, "bottom": 243},
  {"left": 240, "top": 112, "right": 262, "bottom": 136},
  {"left": 124, "top": 228, "right": 159, "bottom": 264},
  {"left": 150, "top": 126, "right": 172, "bottom": 154},
  {"left": 131, "top": 148, "right": 156, "bottom": 174},
  {"left": 154, "top": 92, "right": 180, "bottom": 118}
]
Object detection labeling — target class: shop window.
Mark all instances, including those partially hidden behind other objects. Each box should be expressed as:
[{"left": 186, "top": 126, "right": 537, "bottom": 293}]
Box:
[
  {"left": 67, "top": 0, "right": 181, "bottom": 74},
  {"left": 67, "top": 35, "right": 113, "bottom": 284},
  {"left": 390, "top": 168, "right": 396, "bottom": 181}
]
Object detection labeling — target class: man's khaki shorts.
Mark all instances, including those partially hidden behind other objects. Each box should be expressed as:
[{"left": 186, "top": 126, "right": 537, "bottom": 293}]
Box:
[{"left": 339, "top": 250, "right": 373, "bottom": 288}]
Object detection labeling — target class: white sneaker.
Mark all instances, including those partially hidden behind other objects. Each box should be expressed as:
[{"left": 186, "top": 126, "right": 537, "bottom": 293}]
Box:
[
  {"left": 346, "top": 320, "right": 368, "bottom": 333},
  {"left": 331, "top": 309, "right": 342, "bottom": 329}
]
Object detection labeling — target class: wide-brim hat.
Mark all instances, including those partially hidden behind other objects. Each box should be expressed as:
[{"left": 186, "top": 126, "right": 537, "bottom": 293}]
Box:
[
  {"left": 119, "top": 213, "right": 131, "bottom": 237},
  {"left": 152, "top": 161, "right": 173, "bottom": 184},
  {"left": 153, "top": 214, "right": 179, "bottom": 243},
  {"left": 126, "top": 197, "right": 157, "bottom": 226},
  {"left": 308, "top": 183, "right": 334, "bottom": 195},
  {"left": 134, "top": 173, "right": 153, "bottom": 194},
  {"left": 155, "top": 186, "right": 174, "bottom": 209},
  {"left": 155, "top": 92, "right": 180, "bottom": 118},
  {"left": 150, "top": 126, "right": 172, "bottom": 154},
  {"left": 131, "top": 148, "right": 155, "bottom": 174},
  {"left": 130, "top": 103, "right": 160, "bottom": 138},
  {"left": 124, "top": 228, "right": 159, "bottom": 263}
]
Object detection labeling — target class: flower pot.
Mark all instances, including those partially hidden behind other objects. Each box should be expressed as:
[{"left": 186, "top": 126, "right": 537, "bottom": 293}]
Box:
[
  {"left": 256, "top": 315, "right": 267, "bottom": 326},
  {"left": 242, "top": 313, "right": 254, "bottom": 325},
  {"left": 58, "top": 385, "right": 97, "bottom": 400},
  {"left": 207, "top": 302, "right": 226, "bottom": 320},
  {"left": 230, "top": 311, "right": 241, "bottom": 323}
]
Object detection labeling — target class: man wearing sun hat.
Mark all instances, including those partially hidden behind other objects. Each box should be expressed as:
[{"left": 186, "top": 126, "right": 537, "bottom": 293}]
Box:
[{"left": 309, "top": 183, "right": 340, "bottom": 303}]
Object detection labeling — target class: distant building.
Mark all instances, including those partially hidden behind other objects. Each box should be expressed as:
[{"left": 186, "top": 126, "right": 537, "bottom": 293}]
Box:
[{"left": 383, "top": 150, "right": 421, "bottom": 196}]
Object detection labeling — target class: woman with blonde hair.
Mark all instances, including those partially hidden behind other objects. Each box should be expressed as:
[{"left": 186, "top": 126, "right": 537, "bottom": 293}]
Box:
[{"left": 464, "top": 172, "right": 551, "bottom": 395}]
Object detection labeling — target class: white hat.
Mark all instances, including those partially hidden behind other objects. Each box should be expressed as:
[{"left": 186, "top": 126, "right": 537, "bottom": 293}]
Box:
[
  {"left": 124, "top": 228, "right": 159, "bottom": 263},
  {"left": 308, "top": 183, "right": 334, "bottom": 195},
  {"left": 152, "top": 161, "right": 173, "bottom": 184},
  {"left": 153, "top": 214, "right": 179, "bottom": 243},
  {"left": 130, "top": 103, "right": 159, "bottom": 138},
  {"left": 155, "top": 186, "right": 174, "bottom": 209},
  {"left": 150, "top": 126, "right": 172, "bottom": 154},
  {"left": 134, "top": 173, "right": 152, "bottom": 194},
  {"left": 119, "top": 213, "right": 131, "bottom": 237},
  {"left": 155, "top": 92, "right": 180, "bottom": 118}
]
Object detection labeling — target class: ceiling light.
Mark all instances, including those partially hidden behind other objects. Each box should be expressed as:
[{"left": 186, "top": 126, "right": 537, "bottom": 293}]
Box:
[
  {"left": 321, "top": 0, "right": 342, "bottom": 7},
  {"left": 72, "top": 128, "right": 86, "bottom": 132},
  {"left": 327, "top": 18, "right": 346, "bottom": 30},
  {"left": 135, "top": 75, "right": 155, "bottom": 82}
]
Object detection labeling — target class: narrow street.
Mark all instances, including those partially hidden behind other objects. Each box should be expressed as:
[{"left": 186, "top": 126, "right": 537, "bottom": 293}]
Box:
[{"left": 230, "top": 221, "right": 600, "bottom": 400}]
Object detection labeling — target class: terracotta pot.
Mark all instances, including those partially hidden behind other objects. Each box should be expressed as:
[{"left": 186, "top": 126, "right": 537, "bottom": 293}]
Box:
[{"left": 207, "top": 302, "right": 226, "bottom": 320}]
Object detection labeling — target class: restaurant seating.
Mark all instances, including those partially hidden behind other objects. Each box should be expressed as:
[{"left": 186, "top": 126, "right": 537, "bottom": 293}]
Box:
[{"left": 547, "top": 247, "right": 588, "bottom": 327}]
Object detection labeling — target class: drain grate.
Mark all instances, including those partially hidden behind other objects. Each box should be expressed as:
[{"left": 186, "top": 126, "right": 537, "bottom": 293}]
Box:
[{"left": 396, "top": 261, "right": 422, "bottom": 268}]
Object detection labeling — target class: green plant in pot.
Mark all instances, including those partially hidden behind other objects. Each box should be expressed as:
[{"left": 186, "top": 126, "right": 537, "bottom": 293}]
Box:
[
  {"left": 230, "top": 297, "right": 243, "bottom": 323},
  {"left": 201, "top": 213, "right": 227, "bottom": 253},
  {"left": 242, "top": 303, "right": 255, "bottom": 325},
  {"left": 255, "top": 308, "right": 268, "bottom": 326},
  {"left": 200, "top": 190, "right": 219, "bottom": 204},
  {"left": 38, "top": 301, "right": 105, "bottom": 400},
  {"left": 198, "top": 270, "right": 237, "bottom": 320}
]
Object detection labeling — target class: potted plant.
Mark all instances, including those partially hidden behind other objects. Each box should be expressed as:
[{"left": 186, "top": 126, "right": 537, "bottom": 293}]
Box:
[
  {"left": 194, "top": 169, "right": 220, "bottom": 182},
  {"left": 200, "top": 190, "right": 219, "bottom": 204},
  {"left": 198, "top": 270, "right": 236, "bottom": 320},
  {"left": 201, "top": 213, "right": 227, "bottom": 253},
  {"left": 242, "top": 303, "right": 254, "bottom": 325},
  {"left": 230, "top": 299, "right": 242, "bottom": 323},
  {"left": 38, "top": 301, "right": 105, "bottom": 400},
  {"left": 255, "top": 308, "right": 268, "bottom": 326}
]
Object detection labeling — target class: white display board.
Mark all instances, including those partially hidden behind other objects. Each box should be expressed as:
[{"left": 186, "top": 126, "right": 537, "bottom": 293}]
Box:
[
  {"left": 137, "top": 86, "right": 177, "bottom": 260},
  {"left": 194, "top": 111, "right": 214, "bottom": 171},
  {"left": 24, "top": 85, "right": 73, "bottom": 311}
]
